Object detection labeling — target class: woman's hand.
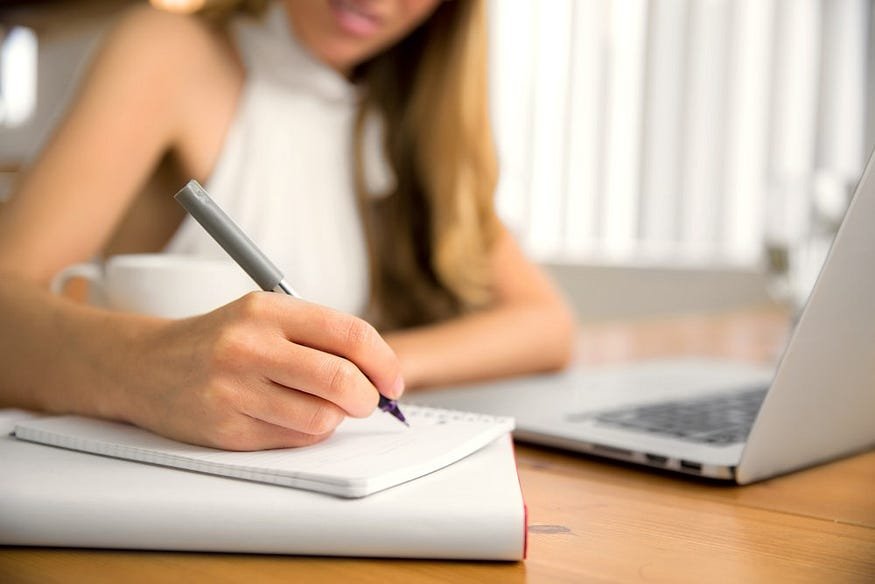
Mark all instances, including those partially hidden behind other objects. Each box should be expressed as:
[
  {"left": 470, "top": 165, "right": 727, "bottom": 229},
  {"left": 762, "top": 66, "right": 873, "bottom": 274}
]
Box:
[{"left": 120, "top": 292, "right": 404, "bottom": 450}]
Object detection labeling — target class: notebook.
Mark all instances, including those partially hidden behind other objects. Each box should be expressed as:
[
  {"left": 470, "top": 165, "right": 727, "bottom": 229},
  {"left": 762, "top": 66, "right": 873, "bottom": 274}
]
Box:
[
  {"left": 12, "top": 405, "right": 514, "bottom": 498},
  {"left": 0, "top": 409, "right": 527, "bottom": 560}
]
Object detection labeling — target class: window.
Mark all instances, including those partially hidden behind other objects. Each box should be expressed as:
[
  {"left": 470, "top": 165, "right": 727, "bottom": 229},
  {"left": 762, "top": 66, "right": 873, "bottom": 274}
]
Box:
[
  {"left": 0, "top": 25, "right": 38, "bottom": 129},
  {"left": 490, "top": 0, "right": 871, "bottom": 277}
]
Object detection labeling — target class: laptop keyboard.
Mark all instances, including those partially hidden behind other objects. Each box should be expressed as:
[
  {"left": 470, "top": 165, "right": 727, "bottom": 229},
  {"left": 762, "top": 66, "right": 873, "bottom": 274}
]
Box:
[{"left": 586, "top": 386, "right": 769, "bottom": 445}]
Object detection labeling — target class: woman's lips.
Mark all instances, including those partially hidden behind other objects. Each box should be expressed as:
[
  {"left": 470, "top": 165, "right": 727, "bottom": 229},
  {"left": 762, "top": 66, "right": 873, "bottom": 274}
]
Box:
[{"left": 328, "top": 0, "right": 383, "bottom": 38}]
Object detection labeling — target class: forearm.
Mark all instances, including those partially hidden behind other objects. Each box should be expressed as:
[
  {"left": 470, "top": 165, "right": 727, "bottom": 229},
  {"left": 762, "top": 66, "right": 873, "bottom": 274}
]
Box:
[
  {"left": 384, "top": 300, "right": 577, "bottom": 390},
  {"left": 0, "top": 271, "right": 155, "bottom": 419}
]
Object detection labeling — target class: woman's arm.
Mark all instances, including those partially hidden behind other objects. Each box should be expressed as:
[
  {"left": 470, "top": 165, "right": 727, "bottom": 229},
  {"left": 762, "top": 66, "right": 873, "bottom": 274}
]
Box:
[
  {"left": 0, "top": 7, "right": 236, "bottom": 282},
  {"left": 384, "top": 225, "right": 577, "bottom": 389}
]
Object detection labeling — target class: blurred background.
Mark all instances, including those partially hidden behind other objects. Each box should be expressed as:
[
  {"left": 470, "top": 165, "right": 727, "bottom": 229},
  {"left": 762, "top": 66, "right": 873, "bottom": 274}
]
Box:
[{"left": 1, "top": 0, "right": 872, "bottom": 320}]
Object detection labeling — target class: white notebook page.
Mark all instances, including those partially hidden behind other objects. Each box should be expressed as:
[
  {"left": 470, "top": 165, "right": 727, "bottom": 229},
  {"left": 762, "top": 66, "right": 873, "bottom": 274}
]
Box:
[{"left": 13, "top": 405, "right": 514, "bottom": 497}]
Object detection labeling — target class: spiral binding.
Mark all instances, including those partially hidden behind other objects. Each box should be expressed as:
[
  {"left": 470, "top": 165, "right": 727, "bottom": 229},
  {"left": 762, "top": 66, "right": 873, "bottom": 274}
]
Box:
[{"left": 404, "top": 404, "right": 514, "bottom": 426}]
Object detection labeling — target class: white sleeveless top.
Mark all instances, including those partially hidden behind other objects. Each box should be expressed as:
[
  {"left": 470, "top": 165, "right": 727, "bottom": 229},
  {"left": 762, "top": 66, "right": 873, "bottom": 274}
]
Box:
[{"left": 164, "top": 4, "right": 378, "bottom": 316}]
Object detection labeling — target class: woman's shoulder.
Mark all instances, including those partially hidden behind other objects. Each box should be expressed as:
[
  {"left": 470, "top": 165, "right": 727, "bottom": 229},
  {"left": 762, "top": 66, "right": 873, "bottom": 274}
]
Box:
[
  {"left": 99, "top": 5, "right": 242, "bottom": 82},
  {"left": 75, "top": 5, "right": 245, "bottom": 178}
]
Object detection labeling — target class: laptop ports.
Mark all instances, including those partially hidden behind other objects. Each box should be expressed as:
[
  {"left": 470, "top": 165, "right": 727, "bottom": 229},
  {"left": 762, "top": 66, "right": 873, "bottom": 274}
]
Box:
[
  {"left": 680, "top": 460, "right": 703, "bottom": 473},
  {"left": 645, "top": 453, "right": 668, "bottom": 466}
]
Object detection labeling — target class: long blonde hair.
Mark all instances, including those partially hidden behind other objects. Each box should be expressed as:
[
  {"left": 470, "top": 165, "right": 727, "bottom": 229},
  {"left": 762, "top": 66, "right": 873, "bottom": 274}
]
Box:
[{"left": 353, "top": 0, "right": 500, "bottom": 330}]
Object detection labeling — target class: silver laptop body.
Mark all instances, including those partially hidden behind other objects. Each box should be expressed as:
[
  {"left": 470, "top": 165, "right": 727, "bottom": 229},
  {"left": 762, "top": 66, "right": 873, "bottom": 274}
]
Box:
[{"left": 406, "top": 152, "right": 875, "bottom": 484}]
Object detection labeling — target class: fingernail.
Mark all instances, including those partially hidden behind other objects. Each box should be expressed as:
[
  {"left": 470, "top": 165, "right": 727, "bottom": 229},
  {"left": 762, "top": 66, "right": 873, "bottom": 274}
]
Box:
[{"left": 392, "top": 374, "right": 406, "bottom": 398}]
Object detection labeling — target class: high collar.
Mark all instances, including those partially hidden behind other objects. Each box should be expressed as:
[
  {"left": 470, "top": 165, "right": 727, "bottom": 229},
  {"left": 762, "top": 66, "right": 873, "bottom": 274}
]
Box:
[{"left": 238, "top": 2, "right": 358, "bottom": 105}]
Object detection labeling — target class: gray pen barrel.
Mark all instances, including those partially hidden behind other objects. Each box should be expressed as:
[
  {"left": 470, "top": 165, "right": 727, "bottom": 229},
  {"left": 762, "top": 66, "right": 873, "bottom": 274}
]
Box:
[{"left": 173, "top": 179, "right": 284, "bottom": 292}]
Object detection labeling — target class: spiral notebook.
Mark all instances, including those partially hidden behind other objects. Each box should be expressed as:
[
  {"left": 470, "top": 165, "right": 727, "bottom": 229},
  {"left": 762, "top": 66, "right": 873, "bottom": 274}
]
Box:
[
  {"left": 12, "top": 405, "right": 514, "bottom": 498},
  {"left": 1, "top": 409, "right": 527, "bottom": 559}
]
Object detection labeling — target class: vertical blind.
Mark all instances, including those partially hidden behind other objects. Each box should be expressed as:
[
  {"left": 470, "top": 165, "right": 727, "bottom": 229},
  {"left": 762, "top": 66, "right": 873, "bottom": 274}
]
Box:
[{"left": 489, "top": 0, "right": 871, "bottom": 268}]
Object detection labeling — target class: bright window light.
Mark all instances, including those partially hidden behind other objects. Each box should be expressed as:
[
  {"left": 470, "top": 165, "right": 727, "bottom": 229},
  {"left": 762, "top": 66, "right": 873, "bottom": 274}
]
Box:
[{"left": 0, "top": 26, "right": 38, "bottom": 128}]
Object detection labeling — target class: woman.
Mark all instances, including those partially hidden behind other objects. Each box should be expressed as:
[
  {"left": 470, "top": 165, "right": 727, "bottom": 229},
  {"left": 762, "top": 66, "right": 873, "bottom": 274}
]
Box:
[{"left": 0, "top": 0, "right": 574, "bottom": 450}]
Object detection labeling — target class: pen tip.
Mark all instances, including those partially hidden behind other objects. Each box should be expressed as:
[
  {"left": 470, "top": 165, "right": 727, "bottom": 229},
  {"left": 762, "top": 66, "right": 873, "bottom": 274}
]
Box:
[{"left": 378, "top": 395, "right": 409, "bottom": 426}]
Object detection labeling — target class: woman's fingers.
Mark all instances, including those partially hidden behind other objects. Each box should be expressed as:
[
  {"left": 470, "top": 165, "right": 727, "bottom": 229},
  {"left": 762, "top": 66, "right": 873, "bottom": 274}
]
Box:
[
  {"left": 258, "top": 341, "right": 380, "bottom": 418},
  {"left": 238, "top": 375, "right": 351, "bottom": 434},
  {"left": 235, "top": 293, "right": 405, "bottom": 400},
  {"left": 273, "top": 296, "right": 404, "bottom": 399},
  {"left": 208, "top": 412, "right": 335, "bottom": 451}
]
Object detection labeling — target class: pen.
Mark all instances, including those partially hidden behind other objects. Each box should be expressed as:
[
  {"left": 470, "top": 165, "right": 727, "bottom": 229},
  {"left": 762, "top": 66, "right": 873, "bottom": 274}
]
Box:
[{"left": 174, "top": 179, "right": 408, "bottom": 426}]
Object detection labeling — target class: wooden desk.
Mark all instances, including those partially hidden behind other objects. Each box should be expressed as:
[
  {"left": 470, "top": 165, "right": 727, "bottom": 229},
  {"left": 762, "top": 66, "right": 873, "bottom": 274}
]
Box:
[{"left": 2, "top": 307, "right": 873, "bottom": 583}]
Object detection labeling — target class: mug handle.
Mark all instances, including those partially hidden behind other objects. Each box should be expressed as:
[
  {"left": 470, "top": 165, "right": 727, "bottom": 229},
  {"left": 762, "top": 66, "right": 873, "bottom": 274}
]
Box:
[{"left": 50, "top": 262, "right": 106, "bottom": 305}]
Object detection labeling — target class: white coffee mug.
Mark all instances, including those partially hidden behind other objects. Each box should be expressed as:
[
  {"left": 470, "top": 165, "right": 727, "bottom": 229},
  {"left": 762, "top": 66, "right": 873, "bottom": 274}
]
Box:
[{"left": 50, "top": 254, "right": 258, "bottom": 318}]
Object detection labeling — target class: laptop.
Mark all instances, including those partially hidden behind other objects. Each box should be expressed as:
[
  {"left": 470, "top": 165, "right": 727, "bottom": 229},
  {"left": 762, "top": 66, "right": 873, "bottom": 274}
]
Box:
[{"left": 405, "top": 152, "right": 875, "bottom": 484}]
